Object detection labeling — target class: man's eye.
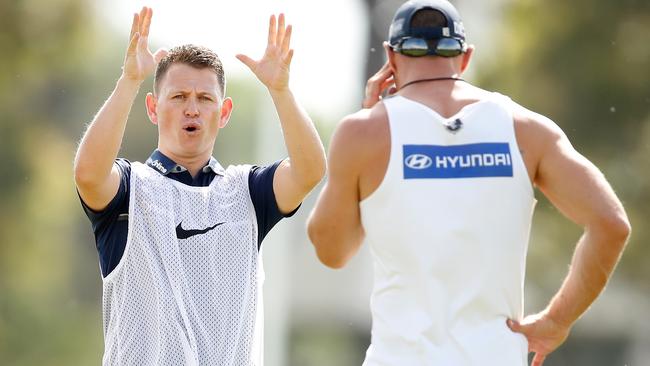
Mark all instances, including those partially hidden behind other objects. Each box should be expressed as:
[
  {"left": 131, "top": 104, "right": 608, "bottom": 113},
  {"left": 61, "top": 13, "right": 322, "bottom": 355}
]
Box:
[
  {"left": 201, "top": 96, "right": 213, "bottom": 101},
  {"left": 173, "top": 95, "right": 185, "bottom": 99}
]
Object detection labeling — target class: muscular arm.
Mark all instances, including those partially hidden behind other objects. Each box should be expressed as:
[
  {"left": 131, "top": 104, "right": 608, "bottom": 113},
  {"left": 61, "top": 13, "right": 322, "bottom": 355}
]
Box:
[
  {"left": 74, "top": 77, "right": 141, "bottom": 210},
  {"left": 509, "top": 113, "right": 631, "bottom": 366},
  {"left": 270, "top": 88, "right": 326, "bottom": 214},
  {"left": 74, "top": 7, "right": 165, "bottom": 211},
  {"left": 536, "top": 123, "right": 630, "bottom": 327},
  {"left": 307, "top": 115, "right": 369, "bottom": 268},
  {"left": 237, "top": 14, "right": 325, "bottom": 214}
]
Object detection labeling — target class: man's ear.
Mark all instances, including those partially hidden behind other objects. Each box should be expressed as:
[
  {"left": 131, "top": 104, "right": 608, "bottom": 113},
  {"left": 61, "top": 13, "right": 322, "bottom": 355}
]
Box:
[
  {"left": 145, "top": 93, "right": 158, "bottom": 125},
  {"left": 383, "top": 41, "right": 397, "bottom": 74},
  {"left": 460, "top": 45, "right": 475, "bottom": 74},
  {"left": 218, "top": 97, "right": 233, "bottom": 128}
]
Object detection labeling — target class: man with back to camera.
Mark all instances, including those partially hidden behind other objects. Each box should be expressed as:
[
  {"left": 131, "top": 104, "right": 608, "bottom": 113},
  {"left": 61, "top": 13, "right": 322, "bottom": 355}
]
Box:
[
  {"left": 74, "top": 7, "right": 325, "bottom": 365},
  {"left": 307, "top": 0, "right": 630, "bottom": 365}
]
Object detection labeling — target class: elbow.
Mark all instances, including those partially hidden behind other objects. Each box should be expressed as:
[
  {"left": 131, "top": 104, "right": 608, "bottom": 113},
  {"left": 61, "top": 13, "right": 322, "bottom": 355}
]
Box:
[
  {"left": 609, "top": 214, "right": 631, "bottom": 244},
  {"left": 314, "top": 247, "right": 350, "bottom": 269},
  {"left": 315, "top": 248, "right": 350, "bottom": 269},
  {"left": 73, "top": 158, "right": 92, "bottom": 187},
  {"left": 307, "top": 220, "right": 350, "bottom": 270},
  {"left": 592, "top": 211, "right": 631, "bottom": 247},
  {"left": 73, "top": 157, "right": 104, "bottom": 189}
]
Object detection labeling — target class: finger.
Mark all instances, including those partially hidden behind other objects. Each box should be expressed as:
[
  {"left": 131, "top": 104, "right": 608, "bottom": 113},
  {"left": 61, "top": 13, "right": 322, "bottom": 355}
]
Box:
[
  {"left": 154, "top": 48, "right": 169, "bottom": 64},
  {"left": 141, "top": 7, "right": 152, "bottom": 37},
  {"left": 138, "top": 32, "right": 149, "bottom": 53},
  {"left": 236, "top": 54, "right": 256, "bottom": 71},
  {"left": 373, "top": 62, "right": 392, "bottom": 79},
  {"left": 363, "top": 83, "right": 384, "bottom": 108},
  {"left": 531, "top": 353, "right": 546, "bottom": 366},
  {"left": 268, "top": 14, "right": 277, "bottom": 46},
  {"left": 281, "top": 24, "right": 292, "bottom": 55},
  {"left": 366, "top": 73, "right": 392, "bottom": 98},
  {"left": 129, "top": 13, "right": 139, "bottom": 42},
  {"left": 127, "top": 32, "right": 140, "bottom": 56},
  {"left": 138, "top": 7, "right": 147, "bottom": 35},
  {"left": 277, "top": 13, "right": 286, "bottom": 47},
  {"left": 283, "top": 49, "right": 294, "bottom": 66},
  {"left": 380, "top": 77, "right": 395, "bottom": 92}
]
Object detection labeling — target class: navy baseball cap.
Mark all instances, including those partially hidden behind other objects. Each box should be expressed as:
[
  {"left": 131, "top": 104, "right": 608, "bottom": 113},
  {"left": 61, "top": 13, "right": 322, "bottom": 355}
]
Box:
[{"left": 388, "top": 0, "right": 466, "bottom": 46}]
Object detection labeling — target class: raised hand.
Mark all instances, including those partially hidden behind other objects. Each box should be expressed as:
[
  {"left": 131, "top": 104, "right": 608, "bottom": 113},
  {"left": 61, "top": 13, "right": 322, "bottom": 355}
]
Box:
[
  {"left": 362, "top": 61, "right": 396, "bottom": 109},
  {"left": 122, "top": 7, "right": 167, "bottom": 83},
  {"left": 236, "top": 14, "right": 294, "bottom": 92},
  {"left": 507, "top": 312, "right": 571, "bottom": 366}
]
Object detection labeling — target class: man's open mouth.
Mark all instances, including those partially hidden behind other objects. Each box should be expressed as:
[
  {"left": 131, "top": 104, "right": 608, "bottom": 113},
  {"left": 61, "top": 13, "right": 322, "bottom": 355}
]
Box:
[{"left": 183, "top": 122, "right": 201, "bottom": 132}]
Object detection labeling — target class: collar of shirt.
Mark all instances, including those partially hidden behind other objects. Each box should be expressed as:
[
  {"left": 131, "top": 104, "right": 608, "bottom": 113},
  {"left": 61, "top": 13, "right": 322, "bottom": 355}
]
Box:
[{"left": 145, "top": 149, "right": 225, "bottom": 176}]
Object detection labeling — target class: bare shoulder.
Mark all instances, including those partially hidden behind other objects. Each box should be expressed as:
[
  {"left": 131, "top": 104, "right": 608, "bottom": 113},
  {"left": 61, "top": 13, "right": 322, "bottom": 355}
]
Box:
[
  {"left": 329, "top": 102, "right": 389, "bottom": 163},
  {"left": 328, "top": 102, "right": 390, "bottom": 199},
  {"left": 334, "top": 103, "right": 388, "bottom": 142},
  {"left": 511, "top": 101, "right": 566, "bottom": 142},
  {"left": 508, "top": 99, "right": 571, "bottom": 182}
]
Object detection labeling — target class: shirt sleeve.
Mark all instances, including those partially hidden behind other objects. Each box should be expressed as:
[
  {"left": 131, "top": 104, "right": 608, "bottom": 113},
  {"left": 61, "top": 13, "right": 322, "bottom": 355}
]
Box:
[
  {"left": 248, "top": 159, "right": 300, "bottom": 249},
  {"left": 78, "top": 159, "right": 131, "bottom": 277}
]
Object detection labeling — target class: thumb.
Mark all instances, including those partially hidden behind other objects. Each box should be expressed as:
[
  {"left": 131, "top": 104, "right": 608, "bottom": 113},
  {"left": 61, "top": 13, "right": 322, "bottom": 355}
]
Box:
[
  {"left": 235, "top": 54, "right": 256, "bottom": 71},
  {"left": 154, "top": 48, "right": 168, "bottom": 64},
  {"left": 507, "top": 319, "right": 523, "bottom": 333}
]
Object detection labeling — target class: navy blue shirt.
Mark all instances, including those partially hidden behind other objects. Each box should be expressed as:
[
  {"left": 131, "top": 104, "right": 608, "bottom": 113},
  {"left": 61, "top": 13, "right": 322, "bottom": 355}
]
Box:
[{"left": 81, "top": 150, "right": 297, "bottom": 277}]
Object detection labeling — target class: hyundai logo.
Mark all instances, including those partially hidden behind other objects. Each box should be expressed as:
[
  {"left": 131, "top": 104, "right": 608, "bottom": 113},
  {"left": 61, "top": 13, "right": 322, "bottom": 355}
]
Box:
[{"left": 404, "top": 154, "right": 433, "bottom": 169}]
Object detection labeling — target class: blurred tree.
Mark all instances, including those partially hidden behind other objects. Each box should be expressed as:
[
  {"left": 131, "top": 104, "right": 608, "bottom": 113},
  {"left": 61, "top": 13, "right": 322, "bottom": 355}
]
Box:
[
  {"left": 478, "top": 0, "right": 650, "bottom": 291},
  {"left": 0, "top": 0, "right": 108, "bottom": 364}
]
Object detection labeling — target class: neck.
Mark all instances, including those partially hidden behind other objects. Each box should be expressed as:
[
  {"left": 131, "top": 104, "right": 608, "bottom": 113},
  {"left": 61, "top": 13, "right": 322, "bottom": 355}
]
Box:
[
  {"left": 158, "top": 147, "right": 212, "bottom": 177},
  {"left": 399, "top": 76, "right": 464, "bottom": 90}
]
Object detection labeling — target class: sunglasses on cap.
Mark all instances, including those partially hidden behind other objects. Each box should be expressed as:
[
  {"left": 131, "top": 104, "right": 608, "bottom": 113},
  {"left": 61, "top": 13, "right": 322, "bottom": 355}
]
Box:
[{"left": 390, "top": 37, "right": 467, "bottom": 58}]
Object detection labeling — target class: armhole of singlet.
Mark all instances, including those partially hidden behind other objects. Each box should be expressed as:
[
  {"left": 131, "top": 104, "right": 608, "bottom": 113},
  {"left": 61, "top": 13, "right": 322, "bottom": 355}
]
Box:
[
  {"left": 495, "top": 94, "right": 536, "bottom": 199},
  {"left": 103, "top": 162, "right": 139, "bottom": 283},
  {"left": 359, "top": 99, "right": 395, "bottom": 205}
]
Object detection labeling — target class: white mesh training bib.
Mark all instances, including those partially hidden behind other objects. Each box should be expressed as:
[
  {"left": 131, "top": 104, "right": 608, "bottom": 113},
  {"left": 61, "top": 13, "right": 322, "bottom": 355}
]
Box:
[
  {"left": 102, "top": 162, "right": 264, "bottom": 366},
  {"left": 360, "top": 94, "right": 536, "bottom": 366}
]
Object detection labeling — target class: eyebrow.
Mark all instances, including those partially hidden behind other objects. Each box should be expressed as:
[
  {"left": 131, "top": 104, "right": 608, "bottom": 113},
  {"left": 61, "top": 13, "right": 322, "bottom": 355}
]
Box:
[{"left": 169, "top": 90, "right": 218, "bottom": 98}]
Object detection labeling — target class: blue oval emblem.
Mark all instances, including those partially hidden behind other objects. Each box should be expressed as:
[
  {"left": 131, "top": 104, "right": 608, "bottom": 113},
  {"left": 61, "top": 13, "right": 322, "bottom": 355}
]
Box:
[{"left": 404, "top": 154, "right": 432, "bottom": 169}]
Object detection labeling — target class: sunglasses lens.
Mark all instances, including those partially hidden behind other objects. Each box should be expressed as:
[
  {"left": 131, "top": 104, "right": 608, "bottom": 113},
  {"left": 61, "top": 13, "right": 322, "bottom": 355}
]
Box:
[
  {"left": 399, "top": 38, "right": 429, "bottom": 57},
  {"left": 435, "top": 38, "right": 463, "bottom": 57}
]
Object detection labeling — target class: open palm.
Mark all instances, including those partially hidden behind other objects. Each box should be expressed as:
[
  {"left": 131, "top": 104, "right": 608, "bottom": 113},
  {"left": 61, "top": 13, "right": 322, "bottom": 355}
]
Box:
[
  {"left": 237, "top": 14, "right": 294, "bottom": 92},
  {"left": 123, "top": 7, "right": 166, "bottom": 82}
]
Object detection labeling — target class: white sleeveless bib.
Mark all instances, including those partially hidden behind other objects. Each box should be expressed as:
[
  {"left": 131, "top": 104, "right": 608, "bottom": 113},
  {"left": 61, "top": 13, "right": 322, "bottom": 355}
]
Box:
[
  {"left": 102, "top": 162, "right": 264, "bottom": 366},
  {"left": 360, "top": 94, "right": 536, "bottom": 365}
]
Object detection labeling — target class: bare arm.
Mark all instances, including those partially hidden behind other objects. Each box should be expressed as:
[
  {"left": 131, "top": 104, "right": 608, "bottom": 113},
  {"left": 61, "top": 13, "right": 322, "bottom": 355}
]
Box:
[
  {"left": 237, "top": 14, "right": 326, "bottom": 214},
  {"left": 508, "top": 114, "right": 631, "bottom": 366},
  {"left": 307, "top": 61, "right": 396, "bottom": 267},
  {"left": 74, "top": 7, "right": 166, "bottom": 210},
  {"left": 307, "top": 115, "right": 369, "bottom": 268}
]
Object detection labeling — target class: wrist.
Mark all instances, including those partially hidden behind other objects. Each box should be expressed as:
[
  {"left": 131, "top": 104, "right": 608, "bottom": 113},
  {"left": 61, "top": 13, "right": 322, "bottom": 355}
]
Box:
[
  {"left": 117, "top": 75, "right": 144, "bottom": 92},
  {"left": 544, "top": 306, "right": 575, "bottom": 330},
  {"left": 268, "top": 86, "right": 292, "bottom": 97}
]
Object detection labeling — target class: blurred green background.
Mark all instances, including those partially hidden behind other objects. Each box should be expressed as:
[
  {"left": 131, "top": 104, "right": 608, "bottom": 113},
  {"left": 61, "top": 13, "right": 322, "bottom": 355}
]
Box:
[{"left": 1, "top": 0, "right": 648, "bottom": 365}]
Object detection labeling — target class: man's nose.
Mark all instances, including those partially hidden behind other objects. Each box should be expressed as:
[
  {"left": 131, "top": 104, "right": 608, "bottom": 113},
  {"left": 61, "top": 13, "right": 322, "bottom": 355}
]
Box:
[{"left": 184, "top": 98, "right": 200, "bottom": 117}]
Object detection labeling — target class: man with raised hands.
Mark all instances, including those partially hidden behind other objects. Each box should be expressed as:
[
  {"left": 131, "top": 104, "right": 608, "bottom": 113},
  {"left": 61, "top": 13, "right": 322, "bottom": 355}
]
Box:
[{"left": 74, "top": 7, "right": 325, "bottom": 365}]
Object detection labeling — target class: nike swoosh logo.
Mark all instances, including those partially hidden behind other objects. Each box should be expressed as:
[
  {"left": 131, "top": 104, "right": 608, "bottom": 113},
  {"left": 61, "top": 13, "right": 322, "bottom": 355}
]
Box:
[{"left": 176, "top": 221, "right": 225, "bottom": 240}]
